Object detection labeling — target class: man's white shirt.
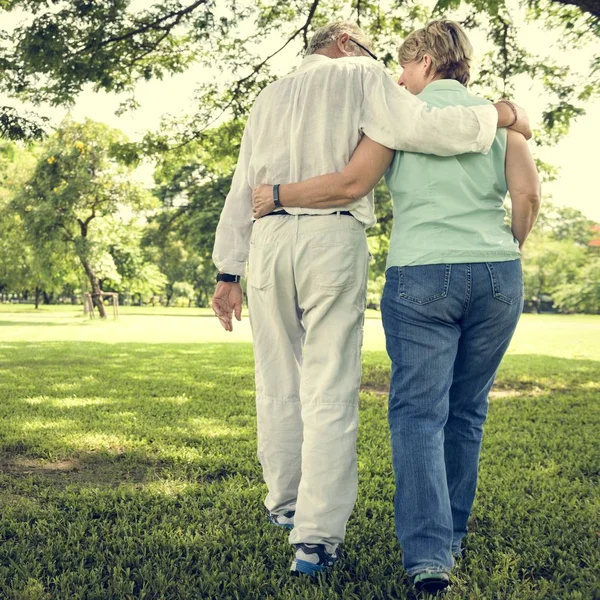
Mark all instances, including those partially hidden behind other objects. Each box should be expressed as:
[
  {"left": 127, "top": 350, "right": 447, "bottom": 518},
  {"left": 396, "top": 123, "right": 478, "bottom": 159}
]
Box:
[{"left": 213, "top": 54, "right": 498, "bottom": 277}]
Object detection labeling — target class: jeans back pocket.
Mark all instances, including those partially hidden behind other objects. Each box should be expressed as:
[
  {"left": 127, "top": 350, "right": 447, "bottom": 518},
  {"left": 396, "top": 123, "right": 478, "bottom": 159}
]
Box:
[
  {"left": 395, "top": 264, "right": 452, "bottom": 305},
  {"left": 486, "top": 260, "right": 523, "bottom": 305}
]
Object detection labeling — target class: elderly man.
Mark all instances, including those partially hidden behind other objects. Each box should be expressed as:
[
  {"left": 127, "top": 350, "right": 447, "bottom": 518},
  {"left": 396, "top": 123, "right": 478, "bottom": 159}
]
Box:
[{"left": 212, "top": 20, "right": 529, "bottom": 577}]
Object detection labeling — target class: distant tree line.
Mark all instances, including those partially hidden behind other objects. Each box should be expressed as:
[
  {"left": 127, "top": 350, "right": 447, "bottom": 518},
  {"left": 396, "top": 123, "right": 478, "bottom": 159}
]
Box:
[
  {"left": 0, "top": 1, "right": 598, "bottom": 314},
  {"left": 0, "top": 119, "right": 598, "bottom": 314}
]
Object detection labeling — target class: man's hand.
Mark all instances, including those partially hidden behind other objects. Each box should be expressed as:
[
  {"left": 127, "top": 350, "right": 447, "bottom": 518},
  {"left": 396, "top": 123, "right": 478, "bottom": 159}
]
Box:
[
  {"left": 212, "top": 281, "right": 243, "bottom": 332},
  {"left": 252, "top": 184, "right": 276, "bottom": 219},
  {"left": 494, "top": 100, "right": 532, "bottom": 141}
]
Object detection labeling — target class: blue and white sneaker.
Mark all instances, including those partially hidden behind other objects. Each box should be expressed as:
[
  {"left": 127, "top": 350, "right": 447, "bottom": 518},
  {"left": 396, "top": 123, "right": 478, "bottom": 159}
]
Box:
[
  {"left": 266, "top": 510, "right": 295, "bottom": 530},
  {"left": 290, "top": 543, "right": 339, "bottom": 577}
]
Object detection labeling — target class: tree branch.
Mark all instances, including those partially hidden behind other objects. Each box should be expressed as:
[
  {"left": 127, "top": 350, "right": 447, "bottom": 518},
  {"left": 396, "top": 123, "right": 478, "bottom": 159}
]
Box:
[
  {"left": 235, "top": 2, "right": 320, "bottom": 90},
  {"left": 83, "top": 208, "right": 96, "bottom": 228},
  {"left": 75, "top": 0, "right": 209, "bottom": 56},
  {"left": 124, "top": 29, "right": 173, "bottom": 68},
  {"left": 302, "top": 0, "right": 321, "bottom": 50},
  {"left": 58, "top": 222, "right": 75, "bottom": 242},
  {"left": 169, "top": 1, "right": 321, "bottom": 150},
  {"left": 552, "top": 0, "right": 600, "bottom": 19}
]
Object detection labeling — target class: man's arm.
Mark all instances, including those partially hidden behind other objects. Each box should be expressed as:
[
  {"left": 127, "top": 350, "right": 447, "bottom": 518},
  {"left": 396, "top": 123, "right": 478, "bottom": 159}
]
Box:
[
  {"left": 252, "top": 136, "right": 393, "bottom": 218},
  {"left": 211, "top": 118, "right": 253, "bottom": 331},
  {"left": 505, "top": 129, "right": 541, "bottom": 249},
  {"left": 360, "top": 64, "right": 530, "bottom": 157},
  {"left": 212, "top": 119, "right": 254, "bottom": 278}
]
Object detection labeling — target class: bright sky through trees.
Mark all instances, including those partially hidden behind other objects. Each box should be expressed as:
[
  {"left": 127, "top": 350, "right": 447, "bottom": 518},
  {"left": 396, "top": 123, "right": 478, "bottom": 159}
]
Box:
[{"left": 1, "top": 1, "right": 598, "bottom": 219}]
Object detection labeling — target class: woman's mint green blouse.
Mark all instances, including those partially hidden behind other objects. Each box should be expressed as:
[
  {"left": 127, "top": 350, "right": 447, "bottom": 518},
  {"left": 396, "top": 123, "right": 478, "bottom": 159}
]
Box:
[{"left": 384, "top": 79, "right": 520, "bottom": 269}]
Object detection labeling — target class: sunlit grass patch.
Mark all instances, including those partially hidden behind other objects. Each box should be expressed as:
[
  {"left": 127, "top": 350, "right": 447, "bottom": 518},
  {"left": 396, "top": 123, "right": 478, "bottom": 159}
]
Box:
[{"left": 0, "top": 310, "right": 598, "bottom": 598}]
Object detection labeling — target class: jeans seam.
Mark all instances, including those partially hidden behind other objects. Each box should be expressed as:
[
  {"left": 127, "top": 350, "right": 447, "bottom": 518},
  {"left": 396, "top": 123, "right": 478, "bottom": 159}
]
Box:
[{"left": 462, "top": 263, "right": 472, "bottom": 316}]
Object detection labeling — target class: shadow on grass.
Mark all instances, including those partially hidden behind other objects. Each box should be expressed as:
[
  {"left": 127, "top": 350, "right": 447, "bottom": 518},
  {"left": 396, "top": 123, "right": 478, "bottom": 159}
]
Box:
[
  {"left": 0, "top": 342, "right": 258, "bottom": 486},
  {"left": 116, "top": 312, "right": 216, "bottom": 318},
  {"left": 0, "top": 320, "right": 88, "bottom": 327},
  {"left": 0, "top": 343, "right": 596, "bottom": 488},
  {"left": 0, "top": 343, "right": 598, "bottom": 598},
  {"left": 360, "top": 351, "right": 600, "bottom": 399},
  {"left": 0, "top": 446, "right": 251, "bottom": 490}
]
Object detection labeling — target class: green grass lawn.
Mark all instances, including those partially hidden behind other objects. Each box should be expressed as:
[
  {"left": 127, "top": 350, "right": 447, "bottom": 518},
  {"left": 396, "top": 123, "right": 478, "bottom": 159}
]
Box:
[{"left": 0, "top": 306, "right": 598, "bottom": 599}]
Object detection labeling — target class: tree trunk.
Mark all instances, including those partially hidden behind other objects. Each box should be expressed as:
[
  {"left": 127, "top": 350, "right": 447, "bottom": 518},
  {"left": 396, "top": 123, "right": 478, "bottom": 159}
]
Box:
[
  {"left": 74, "top": 217, "right": 106, "bottom": 318},
  {"left": 80, "top": 258, "right": 106, "bottom": 318},
  {"left": 35, "top": 287, "right": 42, "bottom": 309}
]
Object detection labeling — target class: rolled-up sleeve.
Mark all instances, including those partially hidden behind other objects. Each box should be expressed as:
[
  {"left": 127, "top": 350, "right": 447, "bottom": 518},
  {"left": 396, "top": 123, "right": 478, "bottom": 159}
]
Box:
[
  {"left": 212, "top": 120, "right": 253, "bottom": 278},
  {"left": 360, "top": 65, "right": 497, "bottom": 156}
]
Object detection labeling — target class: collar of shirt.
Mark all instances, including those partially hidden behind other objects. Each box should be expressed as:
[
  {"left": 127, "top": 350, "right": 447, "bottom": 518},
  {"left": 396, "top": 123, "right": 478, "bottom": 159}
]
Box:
[
  {"left": 300, "top": 54, "right": 331, "bottom": 64},
  {"left": 421, "top": 79, "right": 467, "bottom": 93},
  {"left": 296, "top": 53, "right": 384, "bottom": 75},
  {"left": 295, "top": 53, "right": 332, "bottom": 74}
]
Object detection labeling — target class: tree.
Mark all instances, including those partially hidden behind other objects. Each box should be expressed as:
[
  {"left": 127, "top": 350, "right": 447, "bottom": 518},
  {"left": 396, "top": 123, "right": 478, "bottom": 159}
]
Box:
[
  {"left": 520, "top": 201, "right": 599, "bottom": 312},
  {"left": 0, "top": 141, "right": 80, "bottom": 305},
  {"left": 145, "top": 120, "right": 241, "bottom": 307},
  {"left": 98, "top": 214, "right": 167, "bottom": 302},
  {"left": 0, "top": 0, "right": 597, "bottom": 144},
  {"left": 142, "top": 227, "right": 200, "bottom": 306},
  {"left": 2, "top": 1, "right": 597, "bottom": 314},
  {"left": 534, "top": 203, "right": 596, "bottom": 245},
  {"left": 172, "top": 281, "right": 197, "bottom": 307},
  {"left": 552, "top": 259, "right": 600, "bottom": 313},
  {"left": 522, "top": 232, "right": 589, "bottom": 309},
  {"left": 0, "top": 107, "right": 47, "bottom": 141},
  {"left": 14, "top": 119, "right": 153, "bottom": 317}
]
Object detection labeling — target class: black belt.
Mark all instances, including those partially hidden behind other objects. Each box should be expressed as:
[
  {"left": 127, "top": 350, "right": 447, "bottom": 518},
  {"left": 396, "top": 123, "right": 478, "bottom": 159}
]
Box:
[{"left": 262, "top": 210, "right": 353, "bottom": 217}]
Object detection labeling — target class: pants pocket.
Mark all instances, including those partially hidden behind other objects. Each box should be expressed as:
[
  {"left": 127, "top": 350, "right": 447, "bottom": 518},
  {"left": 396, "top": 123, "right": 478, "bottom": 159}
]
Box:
[
  {"left": 307, "top": 240, "right": 359, "bottom": 294},
  {"left": 395, "top": 264, "right": 452, "bottom": 305},
  {"left": 248, "top": 240, "right": 277, "bottom": 291},
  {"left": 486, "top": 260, "right": 523, "bottom": 305}
]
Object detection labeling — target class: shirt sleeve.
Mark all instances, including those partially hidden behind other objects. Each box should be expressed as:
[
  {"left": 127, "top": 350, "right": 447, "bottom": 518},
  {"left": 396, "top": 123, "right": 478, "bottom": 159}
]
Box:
[
  {"left": 360, "top": 65, "right": 497, "bottom": 156},
  {"left": 212, "top": 119, "right": 254, "bottom": 278}
]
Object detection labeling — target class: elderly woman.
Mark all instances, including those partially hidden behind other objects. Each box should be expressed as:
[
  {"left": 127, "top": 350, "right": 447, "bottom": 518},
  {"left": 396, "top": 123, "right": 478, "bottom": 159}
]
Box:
[{"left": 251, "top": 20, "right": 540, "bottom": 594}]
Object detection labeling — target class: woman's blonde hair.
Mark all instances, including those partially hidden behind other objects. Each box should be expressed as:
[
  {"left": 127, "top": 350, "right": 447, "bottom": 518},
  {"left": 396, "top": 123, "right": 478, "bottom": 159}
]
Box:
[{"left": 397, "top": 20, "right": 473, "bottom": 85}]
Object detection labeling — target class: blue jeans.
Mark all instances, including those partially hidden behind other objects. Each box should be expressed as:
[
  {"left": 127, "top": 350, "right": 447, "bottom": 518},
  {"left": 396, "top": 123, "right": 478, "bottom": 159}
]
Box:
[{"left": 381, "top": 260, "right": 523, "bottom": 577}]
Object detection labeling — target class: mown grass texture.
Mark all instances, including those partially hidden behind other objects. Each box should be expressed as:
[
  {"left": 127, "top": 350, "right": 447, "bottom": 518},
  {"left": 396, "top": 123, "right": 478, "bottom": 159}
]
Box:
[{"left": 0, "top": 307, "right": 598, "bottom": 599}]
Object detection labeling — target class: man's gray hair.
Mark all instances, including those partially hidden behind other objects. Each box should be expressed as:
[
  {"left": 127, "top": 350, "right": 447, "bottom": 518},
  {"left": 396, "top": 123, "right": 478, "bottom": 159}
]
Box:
[{"left": 306, "top": 20, "right": 372, "bottom": 56}]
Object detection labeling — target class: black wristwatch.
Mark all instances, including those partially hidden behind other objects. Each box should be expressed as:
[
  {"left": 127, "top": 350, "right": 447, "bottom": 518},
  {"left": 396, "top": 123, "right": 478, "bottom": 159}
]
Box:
[
  {"left": 273, "top": 184, "right": 282, "bottom": 209},
  {"left": 216, "top": 273, "right": 241, "bottom": 283}
]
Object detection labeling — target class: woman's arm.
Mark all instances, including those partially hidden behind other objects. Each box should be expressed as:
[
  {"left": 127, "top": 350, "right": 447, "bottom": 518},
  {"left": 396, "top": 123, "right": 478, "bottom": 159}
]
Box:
[
  {"left": 252, "top": 136, "right": 394, "bottom": 218},
  {"left": 505, "top": 129, "right": 541, "bottom": 250}
]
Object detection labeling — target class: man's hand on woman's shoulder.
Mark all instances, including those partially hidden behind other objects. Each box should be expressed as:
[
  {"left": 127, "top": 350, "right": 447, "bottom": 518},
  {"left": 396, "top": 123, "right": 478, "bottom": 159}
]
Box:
[{"left": 494, "top": 100, "right": 532, "bottom": 140}]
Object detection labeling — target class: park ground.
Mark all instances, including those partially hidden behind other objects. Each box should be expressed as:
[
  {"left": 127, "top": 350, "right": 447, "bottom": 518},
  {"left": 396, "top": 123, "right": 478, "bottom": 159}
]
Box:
[{"left": 0, "top": 306, "right": 598, "bottom": 599}]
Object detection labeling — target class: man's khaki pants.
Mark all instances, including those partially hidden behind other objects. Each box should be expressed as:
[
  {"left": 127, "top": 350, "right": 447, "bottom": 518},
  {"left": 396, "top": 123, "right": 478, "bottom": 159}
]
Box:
[{"left": 247, "top": 214, "right": 369, "bottom": 554}]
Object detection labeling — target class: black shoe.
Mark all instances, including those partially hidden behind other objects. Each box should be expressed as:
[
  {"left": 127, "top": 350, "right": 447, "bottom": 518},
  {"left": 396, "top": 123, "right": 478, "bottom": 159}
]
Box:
[{"left": 413, "top": 572, "right": 450, "bottom": 595}]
